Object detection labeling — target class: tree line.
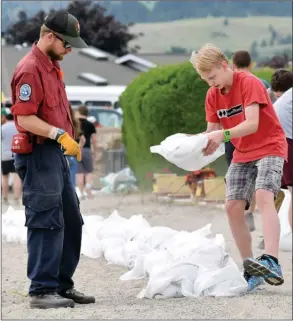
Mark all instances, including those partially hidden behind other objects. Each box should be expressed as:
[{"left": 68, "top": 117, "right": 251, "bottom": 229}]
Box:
[
  {"left": 2, "top": 0, "right": 292, "bottom": 29},
  {"left": 89, "top": 1, "right": 292, "bottom": 23},
  {"left": 4, "top": 0, "right": 140, "bottom": 57}
]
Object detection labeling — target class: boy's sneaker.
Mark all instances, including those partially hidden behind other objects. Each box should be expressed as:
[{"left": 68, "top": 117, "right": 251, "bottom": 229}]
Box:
[
  {"left": 243, "top": 254, "right": 284, "bottom": 286},
  {"left": 244, "top": 271, "right": 265, "bottom": 292}
]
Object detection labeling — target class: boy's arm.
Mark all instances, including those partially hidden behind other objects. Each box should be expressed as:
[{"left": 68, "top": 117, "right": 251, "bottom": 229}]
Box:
[
  {"left": 229, "top": 104, "right": 259, "bottom": 139},
  {"left": 206, "top": 122, "right": 222, "bottom": 133},
  {"left": 185, "top": 122, "right": 221, "bottom": 136},
  {"left": 203, "top": 105, "right": 259, "bottom": 156},
  {"left": 229, "top": 74, "right": 269, "bottom": 138}
]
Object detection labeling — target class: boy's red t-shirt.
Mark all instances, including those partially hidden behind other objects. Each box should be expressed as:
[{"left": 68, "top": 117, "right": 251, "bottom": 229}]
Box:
[{"left": 205, "top": 71, "right": 287, "bottom": 163}]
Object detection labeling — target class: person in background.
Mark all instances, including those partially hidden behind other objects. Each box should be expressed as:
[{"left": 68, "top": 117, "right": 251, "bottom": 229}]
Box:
[
  {"left": 232, "top": 50, "right": 271, "bottom": 89},
  {"left": 76, "top": 105, "right": 97, "bottom": 199},
  {"left": 1, "top": 113, "right": 22, "bottom": 205},
  {"left": 1, "top": 107, "right": 7, "bottom": 124},
  {"left": 258, "top": 69, "right": 293, "bottom": 248},
  {"left": 274, "top": 88, "right": 292, "bottom": 231},
  {"left": 271, "top": 69, "right": 293, "bottom": 99},
  {"left": 267, "top": 88, "right": 277, "bottom": 104},
  {"left": 271, "top": 69, "right": 293, "bottom": 231},
  {"left": 66, "top": 105, "right": 85, "bottom": 187}
]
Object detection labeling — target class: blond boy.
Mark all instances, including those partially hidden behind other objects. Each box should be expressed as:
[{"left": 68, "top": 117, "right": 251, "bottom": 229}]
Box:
[{"left": 190, "top": 44, "right": 287, "bottom": 291}]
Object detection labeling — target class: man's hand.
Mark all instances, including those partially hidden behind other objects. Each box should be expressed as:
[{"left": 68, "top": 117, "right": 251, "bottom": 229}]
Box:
[
  {"left": 57, "top": 132, "right": 82, "bottom": 161},
  {"left": 203, "top": 130, "right": 224, "bottom": 156}
]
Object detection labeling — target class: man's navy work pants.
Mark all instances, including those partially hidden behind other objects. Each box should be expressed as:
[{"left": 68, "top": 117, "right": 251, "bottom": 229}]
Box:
[{"left": 14, "top": 142, "right": 84, "bottom": 296}]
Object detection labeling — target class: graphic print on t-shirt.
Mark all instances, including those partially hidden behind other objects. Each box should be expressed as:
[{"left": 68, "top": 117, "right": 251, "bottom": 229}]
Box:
[{"left": 217, "top": 104, "right": 243, "bottom": 119}]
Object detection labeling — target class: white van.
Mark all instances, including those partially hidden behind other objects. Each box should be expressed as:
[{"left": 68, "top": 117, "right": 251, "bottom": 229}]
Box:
[{"left": 65, "top": 85, "right": 126, "bottom": 110}]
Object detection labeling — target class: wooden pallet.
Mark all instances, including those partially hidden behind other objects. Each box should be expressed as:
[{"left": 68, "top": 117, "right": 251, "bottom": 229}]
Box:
[
  {"left": 153, "top": 174, "right": 191, "bottom": 196},
  {"left": 153, "top": 173, "right": 226, "bottom": 202}
]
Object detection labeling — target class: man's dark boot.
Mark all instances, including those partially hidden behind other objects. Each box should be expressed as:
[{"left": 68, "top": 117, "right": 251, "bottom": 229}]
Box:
[
  {"left": 30, "top": 293, "right": 75, "bottom": 309},
  {"left": 59, "top": 288, "right": 95, "bottom": 304}
]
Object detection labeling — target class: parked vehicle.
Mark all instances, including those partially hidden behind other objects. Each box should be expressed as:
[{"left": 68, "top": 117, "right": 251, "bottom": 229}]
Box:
[
  {"left": 72, "top": 106, "right": 123, "bottom": 129},
  {"left": 65, "top": 85, "right": 126, "bottom": 110},
  {"left": 2, "top": 90, "right": 124, "bottom": 128}
]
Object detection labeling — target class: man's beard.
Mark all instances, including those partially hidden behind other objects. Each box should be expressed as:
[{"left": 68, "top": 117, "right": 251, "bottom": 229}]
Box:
[{"left": 47, "top": 49, "right": 64, "bottom": 61}]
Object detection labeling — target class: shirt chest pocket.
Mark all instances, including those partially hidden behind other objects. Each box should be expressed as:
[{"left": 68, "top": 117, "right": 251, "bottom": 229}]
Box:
[{"left": 43, "top": 77, "right": 60, "bottom": 109}]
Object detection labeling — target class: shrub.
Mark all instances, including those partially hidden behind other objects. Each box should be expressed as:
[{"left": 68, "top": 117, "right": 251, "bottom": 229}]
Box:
[{"left": 120, "top": 62, "right": 210, "bottom": 184}]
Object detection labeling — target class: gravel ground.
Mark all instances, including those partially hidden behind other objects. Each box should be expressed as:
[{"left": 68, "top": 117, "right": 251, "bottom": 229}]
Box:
[{"left": 2, "top": 192, "right": 292, "bottom": 319}]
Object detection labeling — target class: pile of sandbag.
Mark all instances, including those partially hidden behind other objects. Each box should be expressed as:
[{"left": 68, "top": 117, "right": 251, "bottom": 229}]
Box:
[
  {"left": 3, "top": 198, "right": 291, "bottom": 298},
  {"left": 2, "top": 208, "right": 248, "bottom": 298}
]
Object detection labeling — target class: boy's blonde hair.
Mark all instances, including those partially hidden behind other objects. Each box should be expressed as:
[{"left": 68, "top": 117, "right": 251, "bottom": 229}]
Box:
[{"left": 190, "top": 43, "right": 228, "bottom": 74}]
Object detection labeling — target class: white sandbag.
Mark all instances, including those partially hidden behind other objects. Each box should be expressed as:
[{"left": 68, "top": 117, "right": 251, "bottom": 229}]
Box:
[
  {"left": 278, "top": 189, "right": 292, "bottom": 252},
  {"left": 100, "top": 167, "right": 137, "bottom": 193},
  {"left": 124, "top": 214, "right": 151, "bottom": 241},
  {"left": 81, "top": 215, "right": 104, "bottom": 259},
  {"left": 137, "top": 261, "right": 199, "bottom": 299},
  {"left": 138, "top": 240, "right": 247, "bottom": 299},
  {"left": 143, "top": 250, "right": 173, "bottom": 278},
  {"left": 96, "top": 210, "right": 128, "bottom": 240},
  {"left": 150, "top": 133, "right": 225, "bottom": 171},
  {"left": 2, "top": 207, "right": 27, "bottom": 243},
  {"left": 192, "top": 261, "right": 248, "bottom": 297},
  {"left": 188, "top": 241, "right": 247, "bottom": 297},
  {"left": 81, "top": 232, "right": 103, "bottom": 259},
  {"left": 103, "top": 240, "right": 126, "bottom": 266},
  {"left": 121, "top": 226, "right": 177, "bottom": 273},
  {"left": 120, "top": 249, "right": 172, "bottom": 281},
  {"left": 164, "top": 224, "right": 213, "bottom": 261}
]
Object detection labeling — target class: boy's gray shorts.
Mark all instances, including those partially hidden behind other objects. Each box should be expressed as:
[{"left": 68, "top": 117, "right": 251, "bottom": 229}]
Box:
[{"left": 225, "top": 156, "right": 284, "bottom": 205}]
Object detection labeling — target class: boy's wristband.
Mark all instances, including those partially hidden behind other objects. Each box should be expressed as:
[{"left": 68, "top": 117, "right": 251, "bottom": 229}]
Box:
[{"left": 223, "top": 130, "right": 231, "bottom": 142}]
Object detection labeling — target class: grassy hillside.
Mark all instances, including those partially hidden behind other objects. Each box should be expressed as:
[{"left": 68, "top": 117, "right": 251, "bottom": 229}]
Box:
[{"left": 129, "top": 16, "right": 292, "bottom": 54}]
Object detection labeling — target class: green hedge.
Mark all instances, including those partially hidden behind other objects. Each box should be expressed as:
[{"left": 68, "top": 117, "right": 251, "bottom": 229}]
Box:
[
  {"left": 252, "top": 67, "right": 274, "bottom": 83},
  {"left": 120, "top": 64, "right": 274, "bottom": 185},
  {"left": 120, "top": 62, "right": 212, "bottom": 184}
]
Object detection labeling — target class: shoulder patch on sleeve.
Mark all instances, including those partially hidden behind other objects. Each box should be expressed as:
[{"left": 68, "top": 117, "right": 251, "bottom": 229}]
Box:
[{"left": 19, "top": 84, "right": 32, "bottom": 101}]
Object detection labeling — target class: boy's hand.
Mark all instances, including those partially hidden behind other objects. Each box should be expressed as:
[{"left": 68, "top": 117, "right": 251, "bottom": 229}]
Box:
[{"left": 203, "top": 130, "right": 224, "bottom": 156}]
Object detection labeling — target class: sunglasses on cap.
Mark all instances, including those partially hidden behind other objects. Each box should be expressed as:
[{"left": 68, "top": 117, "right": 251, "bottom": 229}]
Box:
[{"left": 52, "top": 32, "right": 71, "bottom": 49}]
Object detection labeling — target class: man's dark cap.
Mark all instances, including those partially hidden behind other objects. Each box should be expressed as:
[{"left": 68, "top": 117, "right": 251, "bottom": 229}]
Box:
[{"left": 44, "top": 11, "right": 87, "bottom": 48}]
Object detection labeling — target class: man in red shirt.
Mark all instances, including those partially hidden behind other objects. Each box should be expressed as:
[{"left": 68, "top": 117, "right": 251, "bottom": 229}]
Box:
[
  {"left": 11, "top": 11, "right": 95, "bottom": 309},
  {"left": 190, "top": 44, "right": 287, "bottom": 292}
]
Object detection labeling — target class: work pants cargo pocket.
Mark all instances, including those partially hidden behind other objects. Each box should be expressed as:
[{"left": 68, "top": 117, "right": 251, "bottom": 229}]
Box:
[{"left": 23, "top": 191, "right": 64, "bottom": 229}]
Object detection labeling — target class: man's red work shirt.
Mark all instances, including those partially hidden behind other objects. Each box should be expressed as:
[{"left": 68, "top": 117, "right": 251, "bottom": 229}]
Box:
[{"left": 11, "top": 44, "right": 74, "bottom": 138}]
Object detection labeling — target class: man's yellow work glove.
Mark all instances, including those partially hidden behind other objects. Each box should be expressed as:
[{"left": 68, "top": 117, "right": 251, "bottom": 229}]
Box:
[{"left": 54, "top": 129, "right": 82, "bottom": 161}]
